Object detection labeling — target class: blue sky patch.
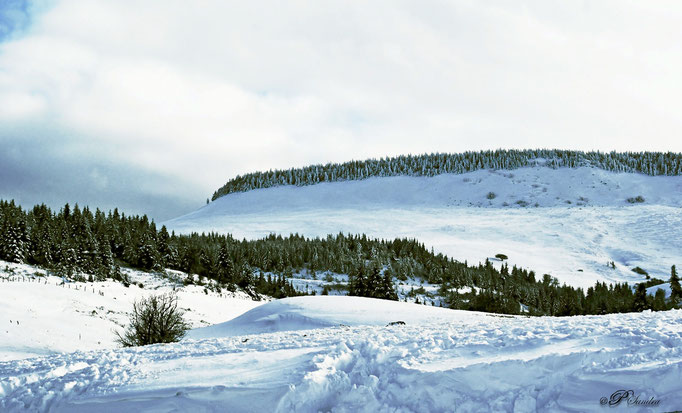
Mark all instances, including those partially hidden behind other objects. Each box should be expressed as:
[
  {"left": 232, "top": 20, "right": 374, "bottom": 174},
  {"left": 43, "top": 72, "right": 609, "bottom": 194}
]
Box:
[{"left": 0, "top": 0, "right": 31, "bottom": 42}]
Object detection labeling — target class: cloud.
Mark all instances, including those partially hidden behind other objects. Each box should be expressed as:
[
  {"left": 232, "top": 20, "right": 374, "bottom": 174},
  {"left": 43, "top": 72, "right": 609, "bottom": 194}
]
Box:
[
  {"left": 0, "top": 130, "right": 202, "bottom": 221},
  {"left": 1, "top": 0, "right": 682, "bottom": 219}
]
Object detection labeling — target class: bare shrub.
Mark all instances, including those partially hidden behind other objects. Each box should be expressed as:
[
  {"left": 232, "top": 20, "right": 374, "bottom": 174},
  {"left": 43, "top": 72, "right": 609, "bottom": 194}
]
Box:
[{"left": 115, "top": 292, "right": 189, "bottom": 347}]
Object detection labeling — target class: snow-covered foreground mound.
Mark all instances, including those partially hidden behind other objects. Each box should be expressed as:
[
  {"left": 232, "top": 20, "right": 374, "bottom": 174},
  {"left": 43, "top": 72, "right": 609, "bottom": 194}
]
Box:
[
  {"left": 2, "top": 296, "right": 681, "bottom": 412},
  {"left": 189, "top": 296, "right": 483, "bottom": 339},
  {"left": 166, "top": 167, "right": 682, "bottom": 289}
]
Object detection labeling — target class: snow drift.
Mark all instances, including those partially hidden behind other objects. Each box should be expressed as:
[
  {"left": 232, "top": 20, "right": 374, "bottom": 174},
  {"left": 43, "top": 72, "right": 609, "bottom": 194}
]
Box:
[{"left": 188, "top": 296, "right": 487, "bottom": 339}]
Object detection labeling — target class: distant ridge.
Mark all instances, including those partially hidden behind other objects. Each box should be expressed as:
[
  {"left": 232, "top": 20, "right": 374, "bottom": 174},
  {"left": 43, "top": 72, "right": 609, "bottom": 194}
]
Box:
[{"left": 212, "top": 149, "right": 682, "bottom": 201}]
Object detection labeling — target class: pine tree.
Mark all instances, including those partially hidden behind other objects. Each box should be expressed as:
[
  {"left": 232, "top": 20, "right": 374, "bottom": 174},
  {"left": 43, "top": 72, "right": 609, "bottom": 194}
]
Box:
[
  {"left": 157, "top": 226, "right": 172, "bottom": 267},
  {"left": 670, "top": 265, "right": 681, "bottom": 307},
  {"left": 27, "top": 204, "right": 54, "bottom": 266},
  {"left": 122, "top": 229, "right": 137, "bottom": 265},
  {"left": 633, "top": 283, "right": 649, "bottom": 312},
  {"left": 1, "top": 219, "right": 27, "bottom": 263},
  {"left": 97, "top": 237, "right": 115, "bottom": 280},
  {"left": 381, "top": 271, "right": 398, "bottom": 301},
  {"left": 138, "top": 231, "right": 159, "bottom": 270},
  {"left": 367, "top": 264, "right": 383, "bottom": 298},
  {"left": 57, "top": 243, "right": 78, "bottom": 279},
  {"left": 217, "top": 243, "right": 234, "bottom": 285},
  {"left": 652, "top": 288, "right": 667, "bottom": 311}
]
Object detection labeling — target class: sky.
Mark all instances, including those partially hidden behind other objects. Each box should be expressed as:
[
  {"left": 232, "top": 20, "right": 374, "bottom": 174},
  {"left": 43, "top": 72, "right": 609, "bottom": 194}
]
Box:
[{"left": 1, "top": 0, "right": 681, "bottom": 221}]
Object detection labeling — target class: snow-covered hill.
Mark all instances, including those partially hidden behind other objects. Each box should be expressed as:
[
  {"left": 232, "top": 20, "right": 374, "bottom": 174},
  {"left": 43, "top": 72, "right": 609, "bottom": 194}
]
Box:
[
  {"left": 2, "top": 296, "right": 681, "bottom": 412},
  {"left": 183, "top": 167, "right": 682, "bottom": 214},
  {"left": 188, "top": 295, "right": 478, "bottom": 339},
  {"left": 0, "top": 261, "right": 262, "bottom": 361},
  {"left": 165, "top": 167, "right": 682, "bottom": 289}
]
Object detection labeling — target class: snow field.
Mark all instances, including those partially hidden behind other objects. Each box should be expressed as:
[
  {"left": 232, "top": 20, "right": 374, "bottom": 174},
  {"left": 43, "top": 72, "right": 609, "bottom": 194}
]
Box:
[{"left": 1, "top": 296, "right": 681, "bottom": 412}]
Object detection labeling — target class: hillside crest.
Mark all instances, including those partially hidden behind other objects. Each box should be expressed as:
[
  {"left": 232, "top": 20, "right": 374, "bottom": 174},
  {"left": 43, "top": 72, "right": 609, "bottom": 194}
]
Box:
[{"left": 211, "top": 150, "right": 682, "bottom": 201}]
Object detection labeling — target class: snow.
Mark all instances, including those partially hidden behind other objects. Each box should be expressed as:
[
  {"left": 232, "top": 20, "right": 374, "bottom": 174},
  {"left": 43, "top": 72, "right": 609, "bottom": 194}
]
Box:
[
  {"left": 165, "top": 167, "right": 682, "bottom": 289},
  {"left": 189, "top": 296, "right": 477, "bottom": 339},
  {"left": 647, "top": 282, "right": 671, "bottom": 299},
  {"left": 1, "top": 296, "right": 681, "bottom": 412},
  {"left": 0, "top": 261, "right": 262, "bottom": 361},
  {"left": 2, "top": 166, "right": 682, "bottom": 411},
  {"left": 195, "top": 167, "right": 682, "bottom": 212}
]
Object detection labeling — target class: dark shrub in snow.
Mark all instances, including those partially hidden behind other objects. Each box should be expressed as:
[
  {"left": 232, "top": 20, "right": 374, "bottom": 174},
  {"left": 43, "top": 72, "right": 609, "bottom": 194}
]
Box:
[{"left": 115, "top": 293, "right": 189, "bottom": 347}]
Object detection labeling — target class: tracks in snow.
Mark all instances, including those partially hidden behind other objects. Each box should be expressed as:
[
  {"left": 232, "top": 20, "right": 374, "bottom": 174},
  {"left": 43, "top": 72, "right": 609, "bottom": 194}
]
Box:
[{"left": 2, "top": 310, "right": 682, "bottom": 412}]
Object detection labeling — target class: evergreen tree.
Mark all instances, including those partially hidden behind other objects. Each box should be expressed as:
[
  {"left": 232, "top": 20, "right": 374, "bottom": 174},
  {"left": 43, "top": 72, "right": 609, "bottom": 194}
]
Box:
[
  {"left": 157, "top": 225, "right": 172, "bottom": 267},
  {"left": 97, "top": 237, "right": 115, "bottom": 280},
  {"left": 138, "top": 231, "right": 159, "bottom": 270},
  {"left": 380, "top": 271, "right": 398, "bottom": 301},
  {"left": 367, "top": 264, "right": 383, "bottom": 298},
  {"left": 1, "top": 218, "right": 27, "bottom": 263},
  {"left": 27, "top": 204, "right": 54, "bottom": 266},
  {"left": 652, "top": 288, "right": 667, "bottom": 311},
  {"left": 670, "top": 265, "right": 681, "bottom": 307},
  {"left": 633, "top": 283, "right": 649, "bottom": 312},
  {"left": 217, "top": 242, "right": 234, "bottom": 285}
]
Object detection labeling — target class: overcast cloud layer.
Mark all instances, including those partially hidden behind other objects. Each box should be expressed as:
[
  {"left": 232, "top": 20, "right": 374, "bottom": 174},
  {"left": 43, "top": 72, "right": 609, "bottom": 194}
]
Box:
[{"left": 1, "top": 0, "right": 681, "bottom": 220}]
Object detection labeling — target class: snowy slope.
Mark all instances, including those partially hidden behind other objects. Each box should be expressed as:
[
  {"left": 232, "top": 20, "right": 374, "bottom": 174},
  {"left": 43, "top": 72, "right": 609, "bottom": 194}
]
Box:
[
  {"left": 1, "top": 296, "right": 681, "bottom": 412},
  {"left": 189, "top": 296, "right": 482, "bottom": 339},
  {"left": 647, "top": 282, "right": 672, "bottom": 299},
  {"left": 175, "top": 167, "right": 682, "bottom": 215},
  {"left": 0, "top": 261, "right": 262, "bottom": 362},
  {"left": 165, "top": 167, "right": 682, "bottom": 289}
]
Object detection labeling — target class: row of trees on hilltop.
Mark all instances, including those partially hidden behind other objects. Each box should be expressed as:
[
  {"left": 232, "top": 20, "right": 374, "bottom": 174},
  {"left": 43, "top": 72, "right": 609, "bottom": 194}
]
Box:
[
  {"left": 211, "top": 150, "right": 682, "bottom": 200},
  {"left": 1, "top": 199, "right": 680, "bottom": 315}
]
